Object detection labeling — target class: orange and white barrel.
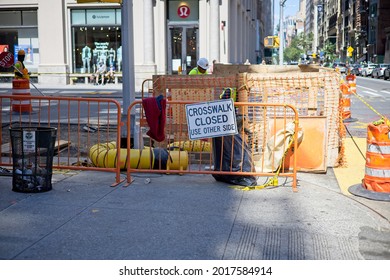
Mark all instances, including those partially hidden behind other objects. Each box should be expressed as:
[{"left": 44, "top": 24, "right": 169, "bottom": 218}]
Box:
[
  {"left": 363, "top": 123, "right": 390, "bottom": 193},
  {"left": 346, "top": 74, "right": 356, "bottom": 95},
  {"left": 340, "top": 82, "right": 351, "bottom": 120},
  {"left": 12, "top": 78, "right": 32, "bottom": 113}
]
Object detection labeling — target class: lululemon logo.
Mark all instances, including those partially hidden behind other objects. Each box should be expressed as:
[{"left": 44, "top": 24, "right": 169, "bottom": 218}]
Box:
[{"left": 178, "top": 5, "right": 190, "bottom": 18}]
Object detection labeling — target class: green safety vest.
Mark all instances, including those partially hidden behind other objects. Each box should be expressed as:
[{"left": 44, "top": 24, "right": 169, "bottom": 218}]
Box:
[{"left": 189, "top": 67, "right": 207, "bottom": 75}]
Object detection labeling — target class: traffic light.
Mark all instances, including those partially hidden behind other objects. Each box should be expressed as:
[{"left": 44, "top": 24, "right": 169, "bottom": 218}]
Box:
[
  {"left": 264, "top": 36, "right": 279, "bottom": 48},
  {"left": 264, "top": 36, "right": 274, "bottom": 48}
]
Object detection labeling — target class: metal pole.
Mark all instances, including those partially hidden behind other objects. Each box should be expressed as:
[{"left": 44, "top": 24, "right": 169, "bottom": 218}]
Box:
[
  {"left": 210, "top": 0, "right": 220, "bottom": 62},
  {"left": 121, "top": 0, "right": 136, "bottom": 145},
  {"left": 12, "top": 65, "right": 45, "bottom": 96},
  {"left": 279, "top": 0, "right": 286, "bottom": 65}
]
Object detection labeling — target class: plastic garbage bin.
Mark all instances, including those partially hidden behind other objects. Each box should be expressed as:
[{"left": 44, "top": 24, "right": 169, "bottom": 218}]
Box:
[{"left": 10, "top": 127, "right": 57, "bottom": 193}]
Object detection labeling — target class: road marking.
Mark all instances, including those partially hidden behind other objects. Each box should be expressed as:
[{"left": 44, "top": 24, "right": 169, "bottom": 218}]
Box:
[
  {"left": 362, "top": 90, "right": 381, "bottom": 97},
  {"left": 42, "top": 90, "right": 60, "bottom": 94},
  {"left": 380, "top": 90, "right": 390, "bottom": 95},
  {"left": 84, "top": 91, "right": 114, "bottom": 95},
  {"left": 100, "top": 109, "right": 120, "bottom": 114},
  {"left": 31, "top": 100, "right": 58, "bottom": 106},
  {"left": 60, "top": 90, "right": 97, "bottom": 94},
  {"left": 357, "top": 85, "right": 373, "bottom": 91}
]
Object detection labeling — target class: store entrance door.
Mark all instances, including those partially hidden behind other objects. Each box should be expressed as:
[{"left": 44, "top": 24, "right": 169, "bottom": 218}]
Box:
[{"left": 168, "top": 24, "right": 198, "bottom": 75}]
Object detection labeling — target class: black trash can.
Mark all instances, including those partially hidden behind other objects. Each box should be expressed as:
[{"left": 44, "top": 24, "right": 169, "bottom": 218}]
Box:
[{"left": 10, "top": 127, "right": 57, "bottom": 193}]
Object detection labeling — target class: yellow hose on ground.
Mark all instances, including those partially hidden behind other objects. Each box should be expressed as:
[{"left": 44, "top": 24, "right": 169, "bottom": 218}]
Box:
[
  {"left": 89, "top": 142, "right": 188, "bottom": 170},
  {"left": 168, "top": 140, "right": 211, "bottom": 152}
]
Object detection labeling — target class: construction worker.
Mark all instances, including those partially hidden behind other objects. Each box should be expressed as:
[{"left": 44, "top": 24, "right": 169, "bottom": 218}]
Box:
[
  {"left": 189, "top": 57, "right": 209, "bottom": 75},
  {"left": 14, "top": 49, "right": 30, "bottom": 79}
]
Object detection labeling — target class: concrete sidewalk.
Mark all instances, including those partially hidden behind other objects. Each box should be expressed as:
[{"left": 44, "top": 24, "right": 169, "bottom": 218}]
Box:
[
  {"left": 0, "top": 82, "right": 389, "bottom": 260},
  {"left": 0, "top": 165, "right": 389, "bottom": 260}
]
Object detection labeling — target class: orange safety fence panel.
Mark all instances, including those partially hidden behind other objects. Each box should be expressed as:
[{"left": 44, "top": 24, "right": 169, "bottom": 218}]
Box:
[
  {"left": 126, "top": 100, "right": 299, "bottom": 192},
  {"left": 0, "top": 95, "right": 123, "bottom": 186}
]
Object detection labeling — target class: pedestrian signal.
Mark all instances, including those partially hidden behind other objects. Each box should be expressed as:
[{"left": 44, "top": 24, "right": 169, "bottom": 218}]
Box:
[
  {"left": 264, "top": 36, "right": 279, "bottom": 48},
  {"left": 264, "top": 37, "right": 274, "bottom": 48}
]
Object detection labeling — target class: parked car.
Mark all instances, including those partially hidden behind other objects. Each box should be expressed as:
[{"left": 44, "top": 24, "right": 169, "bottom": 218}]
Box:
[
  {"left": 371, "top": 64, "right": 390, "bottom": 79},
  {"left": 361, "top": 64, "right": 378, "bottom": 77},
  {"left": 350, "top": 64, "right": 362, "bottom": 75},
  {"left": 332, "top": 62, "right": 347, "bottom": 73},
  {"left": 384, "top": 67, "right": 390, "bottom": 80},
  {"left": 358, "top": 64, "right": 369, "bottom": 76}
]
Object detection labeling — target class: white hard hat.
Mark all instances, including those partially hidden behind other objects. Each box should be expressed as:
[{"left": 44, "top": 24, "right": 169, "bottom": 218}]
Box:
[{"left": 197, "top": 57, "right": 209, "bottom": 70}]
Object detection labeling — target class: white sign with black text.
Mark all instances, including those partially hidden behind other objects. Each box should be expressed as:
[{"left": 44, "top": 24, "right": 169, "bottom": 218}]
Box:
[
  {"left": 186, "top": 99, "right": 238, "bottom": 140},
  {"left": 23, "top": 130, "right": 36, "bottom": 153}
]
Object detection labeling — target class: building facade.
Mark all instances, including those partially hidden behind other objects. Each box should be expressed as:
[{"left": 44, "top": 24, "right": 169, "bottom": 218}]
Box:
[
  {"left": 311, "top": 0, "right": 390, "bottom": 63},
  {"left": 0, "top": 0, "right": 273, "bottom": 89}
]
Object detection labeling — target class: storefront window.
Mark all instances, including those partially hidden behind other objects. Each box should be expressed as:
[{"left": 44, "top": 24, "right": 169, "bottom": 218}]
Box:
[
  {"left": 22, "top": 10, "right": 38, "bottom": 25},
  {"left": 71, "top": 9, "right": 121, "bottom": 74},
  {"left": 73, "top": 26, "right": 121, "bottom": 73},
  {"left": 0, "top": 10, "right": 38, "bottom": 73}
]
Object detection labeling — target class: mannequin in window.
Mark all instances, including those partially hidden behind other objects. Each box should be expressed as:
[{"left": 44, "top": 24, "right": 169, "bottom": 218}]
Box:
[
  {"left": 99, "top": 49, "right": 108, "bottom": 67},
  {"left": 116, "top": 46, "right": 122, "bottom": 72},
  {"left": 81, "top": 45, "right": 92, "bottom": 73},
  {"left": 108, "top": 48, "right": 116, "bottom": 67},
  {"left": 92, "top": 48, "right": 99, "bottom": 73}
]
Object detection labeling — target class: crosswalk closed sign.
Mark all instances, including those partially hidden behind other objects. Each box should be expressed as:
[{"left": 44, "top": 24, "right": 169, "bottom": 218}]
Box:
[{"left": 185, "top": 99, "right": 238, "bottom": 140}]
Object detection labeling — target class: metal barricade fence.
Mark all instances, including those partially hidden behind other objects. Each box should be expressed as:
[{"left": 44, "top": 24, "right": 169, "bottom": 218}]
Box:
[
  {"left": 126, "top": 100, "right": 299, "bottom": 192},
  {"left": 141, "top": 78, "right": 153, "bottom": 99},
  {"left": 0, "top": 95, "right": 123, "bottom": 186}
]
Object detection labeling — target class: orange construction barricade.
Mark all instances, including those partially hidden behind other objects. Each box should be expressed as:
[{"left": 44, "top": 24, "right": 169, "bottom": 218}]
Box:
[
  {"left": 349, "top": 121, "right": 390, "bottom": 201},
  {"left": 363, "top": 122, "right": 390, "bottom": 192},
  {"left": 12, "top": 78, "right": 32, "bottom": 113},
  {"left": 341, "top": 74, "right": 358, "bottom": 122},
  {"left": 346, "top": 74, "right": 356, "bottom": 95},
  {"left": 340, "top": 81, "right": 351, "bottom": 120}
]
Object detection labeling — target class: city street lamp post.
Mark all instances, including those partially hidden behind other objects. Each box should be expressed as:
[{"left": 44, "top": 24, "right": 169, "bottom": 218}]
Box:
[
  {"left": 121, "top": 0, "right": 136, "bottom": 147},
  {"left": 279, "top": 0, "right": 287, "bottom": 65}
]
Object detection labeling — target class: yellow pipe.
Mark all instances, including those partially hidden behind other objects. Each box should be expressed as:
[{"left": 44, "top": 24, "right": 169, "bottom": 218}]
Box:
[
  {"left": 168, "top": 140, "right": 211, "bottom": 152},
  {"left": 89, "top": 142, "right": 188, "bottom": 170}
]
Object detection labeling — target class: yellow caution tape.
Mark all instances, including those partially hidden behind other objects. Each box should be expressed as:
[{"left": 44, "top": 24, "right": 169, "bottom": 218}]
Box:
[
  {"left": 351, "top": 91, "right": 389, "bottom": 128},
  {"left": 230, "top": 176, "right": 279, "bottom": 191}
]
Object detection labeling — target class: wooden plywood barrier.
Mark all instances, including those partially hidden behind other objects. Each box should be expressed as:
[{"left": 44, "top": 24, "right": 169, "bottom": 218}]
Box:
[{"left": 269, "top": 117, "right": 328, "bottom": 173}]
